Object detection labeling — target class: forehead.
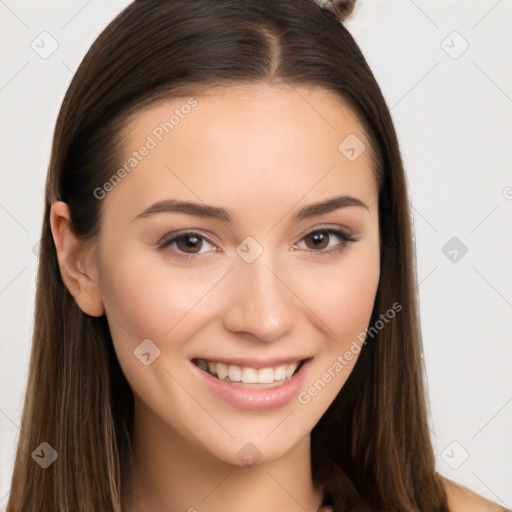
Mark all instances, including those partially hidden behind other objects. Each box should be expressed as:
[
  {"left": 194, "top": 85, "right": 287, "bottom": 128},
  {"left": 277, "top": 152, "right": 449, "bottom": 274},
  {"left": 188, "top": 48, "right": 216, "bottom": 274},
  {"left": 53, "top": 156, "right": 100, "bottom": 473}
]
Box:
[{"left": 105, "top": 84, "right": 378, "bottom": 221}]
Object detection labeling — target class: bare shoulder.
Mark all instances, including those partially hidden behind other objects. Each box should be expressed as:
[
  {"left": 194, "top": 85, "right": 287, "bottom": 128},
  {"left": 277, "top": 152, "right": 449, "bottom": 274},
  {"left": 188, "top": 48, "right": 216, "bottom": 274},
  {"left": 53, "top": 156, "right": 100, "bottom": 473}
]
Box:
[{"left": 441, "top": 476, "right": 509, "bottom": 512}]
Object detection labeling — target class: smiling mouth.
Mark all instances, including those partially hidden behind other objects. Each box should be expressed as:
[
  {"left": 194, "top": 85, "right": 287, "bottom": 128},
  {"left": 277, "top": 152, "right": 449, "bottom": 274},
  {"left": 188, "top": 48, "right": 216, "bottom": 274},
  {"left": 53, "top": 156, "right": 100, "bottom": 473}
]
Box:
[{"left": 192, "top": 358, "right": 307, "bottom": 387}]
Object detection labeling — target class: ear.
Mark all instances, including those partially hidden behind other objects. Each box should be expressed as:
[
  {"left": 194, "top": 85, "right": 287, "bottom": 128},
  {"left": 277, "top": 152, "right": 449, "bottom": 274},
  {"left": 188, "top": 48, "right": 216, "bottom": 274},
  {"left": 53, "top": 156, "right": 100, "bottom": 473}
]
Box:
[{"left": 49, "top": 201, "right": 105, "bottom": 317}]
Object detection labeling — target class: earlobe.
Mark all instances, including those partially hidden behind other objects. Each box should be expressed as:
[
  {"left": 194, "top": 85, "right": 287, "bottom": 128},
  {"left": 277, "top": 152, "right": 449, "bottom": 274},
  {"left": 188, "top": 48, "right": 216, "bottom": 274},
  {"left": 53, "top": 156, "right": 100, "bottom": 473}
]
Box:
[{"left": 49, "top": 201, "right": 105, "bottom": 317}]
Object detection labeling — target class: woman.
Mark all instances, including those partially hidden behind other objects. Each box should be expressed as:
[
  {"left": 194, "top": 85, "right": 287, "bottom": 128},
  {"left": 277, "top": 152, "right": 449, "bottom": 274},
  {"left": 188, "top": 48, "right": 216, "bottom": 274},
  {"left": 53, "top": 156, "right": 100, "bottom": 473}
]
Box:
[{"left": 6, "top": 0, "right": 507, "bottom": 511}]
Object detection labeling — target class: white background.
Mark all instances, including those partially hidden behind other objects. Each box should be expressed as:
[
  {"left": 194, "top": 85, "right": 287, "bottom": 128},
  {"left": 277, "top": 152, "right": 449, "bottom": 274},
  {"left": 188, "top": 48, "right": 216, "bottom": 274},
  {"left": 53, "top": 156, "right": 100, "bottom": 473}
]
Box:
[{"left": 0, "top": 0, "right": 511, "bottom": 508}]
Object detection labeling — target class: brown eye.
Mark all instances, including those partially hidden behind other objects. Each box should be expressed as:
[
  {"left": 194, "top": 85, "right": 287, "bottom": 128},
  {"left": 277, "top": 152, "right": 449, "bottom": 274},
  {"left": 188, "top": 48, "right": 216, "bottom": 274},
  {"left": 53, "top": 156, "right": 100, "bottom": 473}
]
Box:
[
  {"left": 157, "top": 231, "right": 219, "bottom": 259},
  {"left": 304, "top": 230, "right": 330, "bottom": 250},
  {"left": 294, "top": 227, "right": 357, "bottom": 255},
  {"left": 175, "top": 234, "right": 203, "bottom": 253}
]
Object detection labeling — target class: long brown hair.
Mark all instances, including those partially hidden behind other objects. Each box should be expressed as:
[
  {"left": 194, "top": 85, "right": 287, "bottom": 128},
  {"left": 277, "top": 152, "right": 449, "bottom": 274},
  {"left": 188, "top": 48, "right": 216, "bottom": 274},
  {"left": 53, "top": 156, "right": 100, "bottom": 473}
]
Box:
[{"left": 7, "top": 1, "right": 449, "bottom": 510}]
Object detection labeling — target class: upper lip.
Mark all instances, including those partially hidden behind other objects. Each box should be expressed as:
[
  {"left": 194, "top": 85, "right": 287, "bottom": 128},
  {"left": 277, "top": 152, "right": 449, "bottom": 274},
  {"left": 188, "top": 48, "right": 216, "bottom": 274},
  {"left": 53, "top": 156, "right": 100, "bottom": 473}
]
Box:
[{"left": 191, "top": 356, "right": 311, "bottom": 369}]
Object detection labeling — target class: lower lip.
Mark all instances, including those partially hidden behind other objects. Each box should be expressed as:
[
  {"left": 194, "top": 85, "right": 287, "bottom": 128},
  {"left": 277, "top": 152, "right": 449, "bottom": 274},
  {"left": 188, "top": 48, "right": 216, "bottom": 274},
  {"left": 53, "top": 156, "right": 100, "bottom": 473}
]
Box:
[{"left": 191, "top": 359, "right": 311, "bottom": 411}]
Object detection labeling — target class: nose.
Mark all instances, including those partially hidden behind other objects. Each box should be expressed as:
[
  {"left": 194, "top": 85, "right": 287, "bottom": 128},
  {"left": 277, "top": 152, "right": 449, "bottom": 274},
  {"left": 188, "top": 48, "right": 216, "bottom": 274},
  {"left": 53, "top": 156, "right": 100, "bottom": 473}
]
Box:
[{"left": 222, "top": 255, "right": 297, "bottom": 343}]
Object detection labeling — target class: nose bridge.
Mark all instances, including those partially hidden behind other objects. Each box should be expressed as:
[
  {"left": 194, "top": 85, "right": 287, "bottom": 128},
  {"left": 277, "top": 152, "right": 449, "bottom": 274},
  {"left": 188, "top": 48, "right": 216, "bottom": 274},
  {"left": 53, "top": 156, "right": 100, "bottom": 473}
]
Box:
[{"left": 222, "top": 247, "right": 297, "bottom": 342}]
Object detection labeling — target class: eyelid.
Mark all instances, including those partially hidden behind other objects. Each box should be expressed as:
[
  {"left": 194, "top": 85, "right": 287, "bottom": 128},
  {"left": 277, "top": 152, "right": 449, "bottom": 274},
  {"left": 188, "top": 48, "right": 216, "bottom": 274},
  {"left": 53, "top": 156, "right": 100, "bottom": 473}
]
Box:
[
  {"left": 295, "top": 223, "right": 354, "bottom": 242},
  {"left": 156, "top": 228, "right": 219, "bottom": 248}
]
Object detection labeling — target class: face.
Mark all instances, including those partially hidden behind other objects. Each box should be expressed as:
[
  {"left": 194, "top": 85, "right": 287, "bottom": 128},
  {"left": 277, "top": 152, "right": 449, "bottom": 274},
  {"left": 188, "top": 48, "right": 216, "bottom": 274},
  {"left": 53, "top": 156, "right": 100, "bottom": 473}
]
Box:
[{"left": 92, "top": 84, "right": 380, "bottom": 465}]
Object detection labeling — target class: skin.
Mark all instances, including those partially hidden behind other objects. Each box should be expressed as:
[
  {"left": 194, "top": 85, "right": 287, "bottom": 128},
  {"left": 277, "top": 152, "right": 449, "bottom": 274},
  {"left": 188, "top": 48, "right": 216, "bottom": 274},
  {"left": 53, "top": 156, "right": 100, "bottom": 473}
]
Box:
[{"left": 49, "top": 84, "right": 505, "bottom": 512}]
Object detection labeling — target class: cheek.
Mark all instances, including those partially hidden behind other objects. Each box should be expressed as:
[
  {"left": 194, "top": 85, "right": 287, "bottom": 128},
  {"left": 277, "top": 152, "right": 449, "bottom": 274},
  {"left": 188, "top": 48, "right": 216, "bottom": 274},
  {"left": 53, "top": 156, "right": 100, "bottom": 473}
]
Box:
[
  {"left": 97, "top": 252, "right": 220, "bottom": 360},
  {"left": 296, "top": 247, "right": 380, "bottom": 410},
  {"left": 299, "top": 243, "right": 380, "bottom": 347}
]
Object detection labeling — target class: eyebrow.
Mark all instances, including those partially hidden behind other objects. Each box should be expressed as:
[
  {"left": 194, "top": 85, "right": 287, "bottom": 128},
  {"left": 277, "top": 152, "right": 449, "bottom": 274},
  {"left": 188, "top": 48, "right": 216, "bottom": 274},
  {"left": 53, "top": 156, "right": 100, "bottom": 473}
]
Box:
[{"left": 132, "top": 194, "right": 370, "bottom": 224}]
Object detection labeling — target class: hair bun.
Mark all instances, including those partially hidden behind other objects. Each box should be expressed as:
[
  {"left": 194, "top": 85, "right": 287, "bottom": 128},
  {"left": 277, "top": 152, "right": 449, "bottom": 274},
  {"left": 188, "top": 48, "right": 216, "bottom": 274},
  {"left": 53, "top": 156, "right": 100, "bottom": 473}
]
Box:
[{"left": 315, "top": 0, "right": 357, "bottom": 22}]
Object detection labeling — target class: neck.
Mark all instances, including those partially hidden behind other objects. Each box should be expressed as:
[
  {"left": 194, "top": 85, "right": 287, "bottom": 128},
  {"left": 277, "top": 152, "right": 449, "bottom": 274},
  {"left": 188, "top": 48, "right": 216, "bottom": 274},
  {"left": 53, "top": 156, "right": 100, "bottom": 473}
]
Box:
[{"left": 123, "top": 398, "right": 325, "bottom": 512}]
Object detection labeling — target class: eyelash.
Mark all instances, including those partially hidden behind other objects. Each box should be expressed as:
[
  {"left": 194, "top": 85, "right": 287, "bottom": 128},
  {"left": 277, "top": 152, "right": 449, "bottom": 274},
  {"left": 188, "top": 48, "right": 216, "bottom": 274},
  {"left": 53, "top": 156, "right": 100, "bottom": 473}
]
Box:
[{"left": 156, "top": 226, "right": 358, "bottom": 260}]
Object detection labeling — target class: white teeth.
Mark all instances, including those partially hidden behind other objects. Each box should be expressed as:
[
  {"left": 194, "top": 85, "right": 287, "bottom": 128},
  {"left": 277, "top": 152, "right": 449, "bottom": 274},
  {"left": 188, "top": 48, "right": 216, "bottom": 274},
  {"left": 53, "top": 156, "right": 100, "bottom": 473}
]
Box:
[
  {"left": 216, "top": 362, "right": 228, "bottom": 380},
  {"left": 227, "top": 364, "right": 242, "bottom": 382},
  {"left": 196, "top": 359, "right": 302, "bottom": 384},
  {"left": 257, "top": 367, "right": 274, "bottom": 384},
  {"left": 273, "top": 364, "right": 287, "bottom": 381},
  {"left": 242, "top": 367, "right": 258, "bottom": 384},
  {"left": 285, "top": 363, "right": 297, "bottom": 378}
]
